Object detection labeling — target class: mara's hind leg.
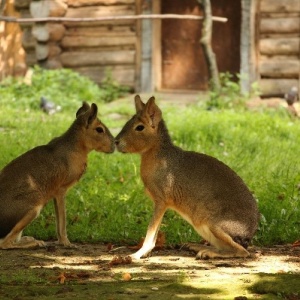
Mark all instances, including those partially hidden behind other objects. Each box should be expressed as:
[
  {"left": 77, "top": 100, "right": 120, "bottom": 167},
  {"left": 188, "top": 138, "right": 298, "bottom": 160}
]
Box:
[
  {"left": 190, "top": 224, "right": 250, "bottom": 259},
  {"left": 0, "top": 206, "right": 45, "bottom": 249}
]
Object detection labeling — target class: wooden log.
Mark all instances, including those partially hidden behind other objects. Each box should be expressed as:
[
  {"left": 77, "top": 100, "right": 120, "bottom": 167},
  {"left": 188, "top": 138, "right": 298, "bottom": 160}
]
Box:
[
  {"left": 22, "top": 27, "right": 35, "bottom": 49},
  {"left": 63, "top": 4, "right": 135, "bottom": 26},
  {"left": 30, "top": 0, "right": 67, "bottom": 18},
  {"left": 260, "top": 0, "right": 300, "bottom": 13},
  {"left": 48, "top": 23, "right": 66, "bottom": 41},
  {"left": 36, "top": 43, "right": 49, "bottom": 60},
  {"left": 40, "top": 58, "right": 62, "bottom": 69},
  {"left": 32, "top": 23, "right": 66, "bottom": 42},
  {"left": 259, "top": 38, "right": 300, "bottom": 55},
  {"left": 259, "top": 60, "right": 300, "bottom": 78},
  {"left": 65, "top": 25, "right": 136, "bottom": 37},
  {"left": 14, "top": 0, "right": 31, "bottom": 9},
  {"left": 65, "top": 5, "right": 134, "bottom": 18},
  {"left": 60, "top": 50, "right": 135, "bottom": 67},
  {"left": 25, "top": 50, "right": 37, "bottom": 66},
  {"left": 48, "top": 43, "right": 62, "bottom": 58},
  {"left": 61, "top": 35, "right": 136, "bottom": 48},
  {"left": 261, "top": 12, "right": 300, "bottom": 19},
  {"left": 73, "top": 65, "right": 135, "bottom": 86},
  {"left": 260, "top": 55, "right": 299, "bottom": 61},
  {"left": 18, "top": 8, "right": 34, "bottom": 28},
  {"left": 260, "top": 17, "right": 300, "bottom": 33},
  {"left": 259, "top": 79, "right": 299, "bottom": 94},
  {"left": 67, "top": 0, "right": 134, "bottom": 7},
  {"left": 32, "top": 24, "right": 49, "bottom": 42}
]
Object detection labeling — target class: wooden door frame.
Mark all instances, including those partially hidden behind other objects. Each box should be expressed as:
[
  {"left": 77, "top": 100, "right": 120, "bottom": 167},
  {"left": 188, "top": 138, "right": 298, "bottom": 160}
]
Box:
[
  {"left": 152, "top": 0, "right": 162, "bottom": 91},
  {"left": 137, "top": 0, "right": 258, "bottom": 93}
]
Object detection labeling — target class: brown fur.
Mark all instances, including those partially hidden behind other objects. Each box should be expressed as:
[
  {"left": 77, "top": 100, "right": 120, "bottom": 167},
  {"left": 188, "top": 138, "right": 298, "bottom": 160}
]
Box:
[
  {"left": 0, "top": 102, "right": 114, "bottom": 249},
  {"left": 115, "top": 95, "right": 260, "bottom": 259}
]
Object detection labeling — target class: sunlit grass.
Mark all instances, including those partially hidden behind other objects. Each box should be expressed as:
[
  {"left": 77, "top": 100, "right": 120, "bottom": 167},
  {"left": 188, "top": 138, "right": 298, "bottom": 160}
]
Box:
[{"left": 1, "top": 70, "right": 300, "bottom": 247}]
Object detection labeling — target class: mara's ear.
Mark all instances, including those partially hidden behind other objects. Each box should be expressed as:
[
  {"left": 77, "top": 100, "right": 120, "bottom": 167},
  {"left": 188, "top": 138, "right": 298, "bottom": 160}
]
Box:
[
  {"left": 87, "top": 103, "right": 98, "bottom": 124},
  {"left": 144, "top": 96, "right": 162, "bottom": 128},
  {"left": 76, "top": 101, "right": 90, "bottom": 118},
  {"left": 134, "top": 95, "right": 145, "bottom": 112}
]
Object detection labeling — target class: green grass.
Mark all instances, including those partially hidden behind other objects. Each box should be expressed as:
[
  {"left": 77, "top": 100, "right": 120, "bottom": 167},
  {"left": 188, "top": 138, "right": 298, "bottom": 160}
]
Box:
[{"left": 1, "top": 68, "right": 300, "bottom": 247}]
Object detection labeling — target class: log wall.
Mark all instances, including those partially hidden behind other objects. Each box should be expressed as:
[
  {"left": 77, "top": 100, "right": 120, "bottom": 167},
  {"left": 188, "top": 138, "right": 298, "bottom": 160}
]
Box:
[
  {"left": 14, "top": 0, "right": 138, "bottom": 88},
  {"left": 0, "top": 0, "right": 26, "bottom": 80},
  {"left": 258, "top": 0, "right": 300, "bottom": 95}
]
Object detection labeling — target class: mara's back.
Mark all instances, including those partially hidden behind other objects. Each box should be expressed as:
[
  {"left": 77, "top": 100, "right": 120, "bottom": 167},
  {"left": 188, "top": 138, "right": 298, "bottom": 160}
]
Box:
[{"left": 151, "top": 145, "right": 259, "bottom": 238}]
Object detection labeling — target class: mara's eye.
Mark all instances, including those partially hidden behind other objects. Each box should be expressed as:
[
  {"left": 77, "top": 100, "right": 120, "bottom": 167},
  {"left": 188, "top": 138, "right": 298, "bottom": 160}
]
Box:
[
  {"left": 135, "top": 125, "right": 145, "bottom": 131},
  {"left": 96, "top": 127, "right": 104, "bottom": 133}
]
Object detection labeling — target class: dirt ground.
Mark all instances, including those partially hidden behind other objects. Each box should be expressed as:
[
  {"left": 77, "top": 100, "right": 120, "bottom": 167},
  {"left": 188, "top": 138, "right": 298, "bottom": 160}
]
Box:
[{"left": 0, "top": 243, "right": 300, "bottom": 300}]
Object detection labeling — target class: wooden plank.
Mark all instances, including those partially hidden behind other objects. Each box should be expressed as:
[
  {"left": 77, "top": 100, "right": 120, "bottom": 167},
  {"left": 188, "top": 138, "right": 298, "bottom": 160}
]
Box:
[
  {"left": 260, "top": 17, "right": 300, "bottom": 33},
  {"left": 61, "top": 35, "right": 136, "bottom": 48},
  {"left": 60, "top": 50, "right": 135, "bottom": 67},
  {"left": 259, "top": 78, "right": 299, "bottom": 94},
  {"left": 260, "top": 0, "right": 300, "bottom": 13},
  {"left": 259, "top": 60, "right": 300, "bottom": 78},
  {"left": 259, "top": 38, "right": 300, "bottom": 55},
  {"left": 73, "top": 65, "right": 135, "bottom": 86}
]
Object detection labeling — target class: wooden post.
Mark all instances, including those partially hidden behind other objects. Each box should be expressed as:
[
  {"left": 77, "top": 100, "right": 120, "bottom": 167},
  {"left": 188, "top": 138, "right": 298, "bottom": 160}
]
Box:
[{"left": 197, "top": 0, "right": 220, "bottom": 91}]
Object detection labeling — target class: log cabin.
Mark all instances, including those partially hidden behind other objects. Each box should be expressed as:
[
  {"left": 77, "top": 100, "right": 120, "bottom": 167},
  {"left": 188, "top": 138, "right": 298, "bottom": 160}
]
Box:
[{"left": 12, "top": 0, "right": 300, "bottom": 96}]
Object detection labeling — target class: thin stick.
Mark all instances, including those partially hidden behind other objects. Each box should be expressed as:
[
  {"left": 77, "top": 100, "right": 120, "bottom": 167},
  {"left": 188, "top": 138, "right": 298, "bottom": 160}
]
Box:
[{"left": 0, "top": 14, "right": 228, "bottom": 24}]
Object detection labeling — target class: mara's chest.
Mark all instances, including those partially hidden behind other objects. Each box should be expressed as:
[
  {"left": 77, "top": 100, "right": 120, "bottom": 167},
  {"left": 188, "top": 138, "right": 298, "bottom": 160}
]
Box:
[{"left": 140, "top": 157, "right": 175, "bottom": 198}]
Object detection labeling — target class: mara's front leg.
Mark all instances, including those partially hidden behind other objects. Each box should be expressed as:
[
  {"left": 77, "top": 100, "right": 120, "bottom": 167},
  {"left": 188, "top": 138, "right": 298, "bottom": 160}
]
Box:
[
  {"left": 54, "top": 194, "right": 72, "bottom": 247},
  {"left": 131, "top": 203, "right": 167, "bottom": 259}
]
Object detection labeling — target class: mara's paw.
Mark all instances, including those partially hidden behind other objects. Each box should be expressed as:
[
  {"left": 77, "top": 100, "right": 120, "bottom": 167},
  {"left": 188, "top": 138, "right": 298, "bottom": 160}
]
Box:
[
  {"left": 196, "top": 248, "right": 220, "bottom": 260},
  {"left": 130, "top": 253, "right": 142, "bottom": 260}
]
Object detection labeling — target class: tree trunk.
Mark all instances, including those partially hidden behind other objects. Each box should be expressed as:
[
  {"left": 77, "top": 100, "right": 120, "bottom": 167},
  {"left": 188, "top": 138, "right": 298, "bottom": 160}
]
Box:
[{"left": 197, "top": 0, "right": 220, "bottom": 91}]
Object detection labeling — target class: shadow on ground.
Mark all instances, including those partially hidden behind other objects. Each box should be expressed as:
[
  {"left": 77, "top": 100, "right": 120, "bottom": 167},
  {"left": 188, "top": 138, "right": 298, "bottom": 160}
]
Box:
[{"left": 0, "top": 243, "right": 300, "bottom": 300}]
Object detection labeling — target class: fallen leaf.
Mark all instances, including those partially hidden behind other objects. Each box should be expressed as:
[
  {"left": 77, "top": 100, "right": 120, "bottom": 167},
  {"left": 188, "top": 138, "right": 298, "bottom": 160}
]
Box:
[
  {"left": 122, "top": 273, "right": 132, "bottom": 281},
  {"left": 58, "top": 272, "right": 66, "bottom": 284},
  {"left": 292, "top": 240, "right": 300, "bottom": 248},
  {"left": 109, "top": 255, "right": 132, "bottom": 267},
  {"left": 107, "top": 243, "right": 114, "bottom": 251}
]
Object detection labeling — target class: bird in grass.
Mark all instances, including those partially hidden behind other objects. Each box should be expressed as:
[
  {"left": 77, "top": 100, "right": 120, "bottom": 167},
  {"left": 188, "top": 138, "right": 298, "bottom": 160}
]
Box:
[
  {"left": 284, "top": 87, "right": 299, "bottom": 117},
  {"left": 40, "top": 96, "right": 61, "bottom": 115},
  {"left": 285, "top": 87, "right": 299, "bottom": 106}
]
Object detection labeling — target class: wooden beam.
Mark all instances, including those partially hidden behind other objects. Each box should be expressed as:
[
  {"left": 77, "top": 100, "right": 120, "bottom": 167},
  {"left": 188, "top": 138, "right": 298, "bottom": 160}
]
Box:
[
  {"left": 260, "top": 38, "right": 300, "bottom": 55},
  {"left": 0, "top": 14, "right": 228, "bottom": 24},
  {"left": 260, "top": 0, "right": 300, "bottom": 13},
  {"left": 260, "top": 17, "right": 300, "bottom": 34},
  {"left": 260, "top": 78, "right": 299, "bottom": 94},
  {"left": 259, "top": 60, "right": 300, "bottom": 78},
  {"left": 60, "top": 50, "right": 135, "bottom": 67}
]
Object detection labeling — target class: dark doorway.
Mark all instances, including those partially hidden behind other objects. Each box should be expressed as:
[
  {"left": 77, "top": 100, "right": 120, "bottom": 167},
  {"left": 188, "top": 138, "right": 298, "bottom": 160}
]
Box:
[{"left": 161, "top": 0, "right": 241, "bottom": 90}]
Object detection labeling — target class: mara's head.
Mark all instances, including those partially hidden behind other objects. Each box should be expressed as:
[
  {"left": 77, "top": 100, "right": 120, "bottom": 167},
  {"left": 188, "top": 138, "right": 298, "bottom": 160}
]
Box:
[
  {"left": 115, "top": 95, "right": 162, "bottom": 154},
  {"left": 75, "top": 102, "right": 115, "bottom": 153}
]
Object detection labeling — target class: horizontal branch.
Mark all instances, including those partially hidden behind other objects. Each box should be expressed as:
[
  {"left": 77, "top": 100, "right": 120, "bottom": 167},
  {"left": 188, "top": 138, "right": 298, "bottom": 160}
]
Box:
[{"left": 0, "top": 13, "right": 228, "bottom": 24}]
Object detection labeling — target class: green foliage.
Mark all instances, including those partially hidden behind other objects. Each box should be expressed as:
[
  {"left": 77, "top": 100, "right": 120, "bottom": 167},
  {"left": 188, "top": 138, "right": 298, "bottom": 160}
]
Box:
[
  {"left": 99, "top": 68, "right": 130, "bottom": 103},
  {"left": 207, "top": 72, "right": 260, "bottom": 110},
  {"left": 1, "top": 69, "right": 300, "bottom": 247},
  {"left": 0, "top": 66, "right": 129, "bottom": 111}
]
